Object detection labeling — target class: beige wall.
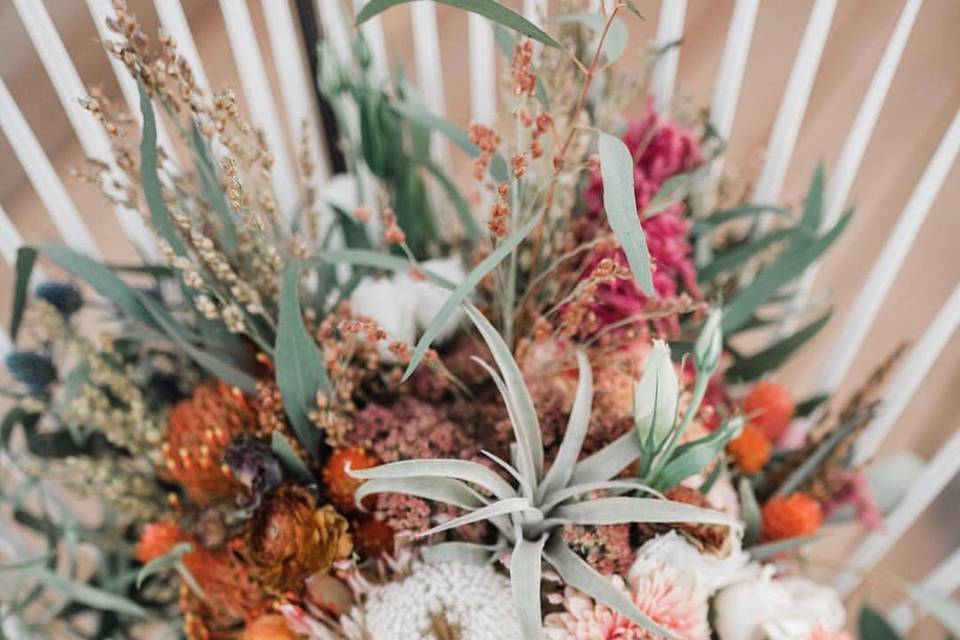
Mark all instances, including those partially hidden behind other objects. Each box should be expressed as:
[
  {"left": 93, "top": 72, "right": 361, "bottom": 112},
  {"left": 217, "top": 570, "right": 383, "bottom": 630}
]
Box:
[{"left": 0, "top": 1, "right": 957, "bottom": 636}]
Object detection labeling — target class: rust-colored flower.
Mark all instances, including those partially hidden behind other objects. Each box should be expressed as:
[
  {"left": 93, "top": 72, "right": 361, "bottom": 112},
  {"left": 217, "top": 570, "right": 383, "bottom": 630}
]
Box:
[
  {"left": 322, "top": 447, "right": 380, "bottom": 513},
  {"left": 743, "top": 381, "right": 795, "bottom": 441},
  {"left": 726, "top": 423, "right": 772, "bottom": 474},
  {"left": 762, "top": 493, "right": 823, "bottom": 541},
  {"left": 247, "top": 485, "right": 353, "bottom": 593},
  {"left": 163, "top": 380, "right": 258, "bottom": 505},
  {"left": 636, "top": 486, "right": 730, "bottom": 554},
  {"left": 241, "top": 614, "right": 298, "bottom": 640},
  {"left": 353, "top": 514, "right": 395, "bottom": 558},
  {"left": 136, "top": 520, "right": 185, "bottom": 563}
]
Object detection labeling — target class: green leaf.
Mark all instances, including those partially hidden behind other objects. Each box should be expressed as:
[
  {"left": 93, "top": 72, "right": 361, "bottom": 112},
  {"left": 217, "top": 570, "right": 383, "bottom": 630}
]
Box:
[
  {"left": 391, "top": 102, "right": 479, "bottom": 157},
  {"left": 275, "top": 262, "right": 329, "bottom": 457},
  {"left": 645, "top": 169, "right": 701, "bottom": 217},
  {"left": 489, "top": 152, "right": 509, "bottom": 183},
  {"left": 403, "top": 209, "right": 543, "bottom": 379},
  {"left": 858, "top": 606, "right": 903, "bottom": 640},
  {"left": 511, "top": 535, "right": 547, "bottom": 640},
  {"left": 739, "top": 477, "right": 762, "bottom": 545},
  {"left": 551, "top": 13, "right": 628, "bottom": 63},
  {"left": 697, "top": 228, "right": 796, "bottom": 284},
  {"left": 795, "top": 392, "right": 829, "bottom": 418},
  {"left": 418, "top": 496, "right": 532, "bottom": 538},
  {"left": 726, "top": 311, "right": 832, "bottom": 382},
  {"left": 10, "top": 247, "right": 37, "bottom": 341},
  {"left": 539, "top": 351, "right": 592, "bottom": 498},
  {"left": 800, "top": 163, "right": 825, "bottom": 232},
  {"left": 493, "top": 23, "right": 517, "bottom": 57},
  {"left": 655, "top": 416, "right": 744, "bottom": 489},
  {"left": 906, "top": 587, "right": 960, "bottom": 636},
  {"left": 352, "top": 458, "right": 516, "bottom": 500},
  {"left": 356, "top": 0, "right": 562, "bottom": 49},
  {"left": 570, "top": 429, "right": 644, "bottom": 485},
  {"left": 598, "top": 131, "right": 654, "bottom": 296},
  {"left": 691, "top": 203, "right": 791, "bottom": 235},
  {"left": 23, "top": 567, "right": 148, "bottom": 618},
  {"left": 271, "top": 432, "right": 314, "bottom": 482},
  {"left": 723, "top": 210, "right": 852, "bottom": 334},
  {"left": 747, "top": 534, "right": 821, "bottom": 561},
  {"left": 422, "top": 541, "right": 497, "bottom": 565},
  {"left": 138, "top": 82, "right": 188, "bottom": 257},
  {"left": 136, "top": 542, "right": 192, "bottom": 588},
  {"left": 189, "top": 125, "right": 238, "bottom": 251},
  {"left": 416, "top": 158, "right": 482, "bottom": 245}
]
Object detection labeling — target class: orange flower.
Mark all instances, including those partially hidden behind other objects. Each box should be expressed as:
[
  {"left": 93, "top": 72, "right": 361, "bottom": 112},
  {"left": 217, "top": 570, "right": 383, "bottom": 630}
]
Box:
[
  {"left": 241, "top": 614, "right": 298, "bottom": 640},
  {"left": 163, "top": 380, "right": 258, "bottom": 505},
  {"left": 181, "top": 540, "right": 272, "bottom": 628},
  {"left": 322, "top": 447, "right": 380, "bottom": 513},
  {"left": 743, "top": 381, "right": 795, "bottom": 441},
  {"left": 762, "top": 493, "right": 823, "bottom": 541},
  {"left": 353, "top": 514, "right": 395, "bottom": 558},
  {"left": 726, "top": 423, "right": 772, "bottom": 474},
  {"left": 136, "top": 521, "right": 185, "bottom": 563}
]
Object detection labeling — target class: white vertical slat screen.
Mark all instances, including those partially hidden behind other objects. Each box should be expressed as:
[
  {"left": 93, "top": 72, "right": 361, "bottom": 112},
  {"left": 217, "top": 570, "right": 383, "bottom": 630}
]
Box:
[
  {"left": 11, "top": 0, "right": 156, "bottom": 259},
  {"left": 851, "top": 283, "right": 960, "bottom": 467},
  {"left": 411, "top": 2, "right": 448, "bottom": 160},
  {"left": 834, "top": 430, "right": 960, "bottom": 596},
  {"left": 0, "top": 78, "right": 100, "bottom": 258},
  {"left": 261, "top": 0, "right": 330, "bottom": 181},
  {"left": 778, "top": 0, "right": 923, "bottom": 337},
  {"left": 153, "top": 0, "right": 210, "bottom": 91},
  {"left": 752, "top": 0, "right": 837, "bottom": 207},
  {"left": 351, "top": 0, "right": 390, "bottom": 82},
  {"left": 468, "top": 13, "right": 497, "bottom": 125},
  {"left": 523, "top": 0, "right": 547, "bottom": 26},
  {"left": 0, "top": 330, "right": 11, "bottom": 356},
  {"left": 702, "top": 0, "right": 759, "bottom": 209},
  {"left": 219, "top": 1, "right": 300, "bottom": 222},
  {"left": 888, "top": 546, "right": 960, "bottom": 633},
  {"left": 0, "top": 205, "right": 25, "bottom": 268},
  {"left": 649, "top": 0, "right": 687, "bottom": 116},
  {"left": 815, "top": 110, "right": 960, "bottom": 398}
]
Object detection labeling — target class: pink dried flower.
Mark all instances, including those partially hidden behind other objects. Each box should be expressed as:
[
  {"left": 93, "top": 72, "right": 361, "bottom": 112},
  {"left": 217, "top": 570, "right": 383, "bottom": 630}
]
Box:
[
  {"left": 821, "top": 468, "right": 884, "bottom": 530},
  {"left": 562, "top": 524, "right": 635, "bottom": 576}
]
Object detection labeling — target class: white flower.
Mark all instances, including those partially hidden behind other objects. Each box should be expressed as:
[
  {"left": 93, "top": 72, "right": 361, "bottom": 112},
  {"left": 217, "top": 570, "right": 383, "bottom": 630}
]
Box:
[
  {"left": 713, "top": 569, "right": 846, "bottom": 640},
  {"left": 629, "top": 530, "right": 754, "bottom": 596},
  {"left": 344, "top": 561, "right": 522, "bottom": 640}
]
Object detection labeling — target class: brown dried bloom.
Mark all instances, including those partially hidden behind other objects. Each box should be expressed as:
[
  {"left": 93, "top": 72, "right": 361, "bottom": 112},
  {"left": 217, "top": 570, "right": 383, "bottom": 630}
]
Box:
[{"left": 511, "top": 40, "right": 536, "bottom": 96}]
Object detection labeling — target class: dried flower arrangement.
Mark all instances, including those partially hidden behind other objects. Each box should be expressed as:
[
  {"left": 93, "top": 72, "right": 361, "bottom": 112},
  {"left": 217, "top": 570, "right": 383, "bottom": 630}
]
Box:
[{"left": 1, "top": 1, "right": 957, "bottom": 640}]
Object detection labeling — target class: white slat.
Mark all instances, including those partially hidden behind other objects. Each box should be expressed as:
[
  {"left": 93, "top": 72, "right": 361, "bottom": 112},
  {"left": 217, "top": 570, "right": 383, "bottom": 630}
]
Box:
[
  {"left": 0, "top": 78, "right": 100, "bottom": 258},
  {"left": 351, "top": 0, "right": 390, "bottom": 82},
  {"left": 523, "top": 0, "right": 547, "bottom": 26},
  {"left": 0, "top": 329, "right": 11, "bottom": 356},
  {"left": 261, "top": 0, "right": 329, "bottom": 181},
  {"left": 650, "top": 0, "right": 687, "bottom": 116},
  {"left": 888, "top": 546, "right": 960, "bottom": 633},
  {"left": 153, "top": 0, "right": 210, "bottom": 91},
  {"left": 852, "top": 283, "right": 960, "bottom": 467},
  {"left": 835, "top": 431, "right": 960, "bottom": 596},
  {"left": 11, "top": 0, "right": 156, "bottom": 259},
  {"left": 411, "top": 1, "right": 448, "bottom": 160},
  {"left": 0, "top": 205, "right": 25, "bottom": 267},
  {"left": 752, "top": 0, "right": 837, "bottom": 206},
  {"left": 468, "top": 13, "right": 497, "bottom": 125},
  {"left": 316, "top": 0, "right": 353, "bottom": 65},
  {"left": 816, "top": 110, "right": 960, "bottom": 397},
  {"left": 219, "top": 1, "right": 300, "bottom": 222},
  {"left": 777, "top": 0, "right": 923, "bottom": 337}
]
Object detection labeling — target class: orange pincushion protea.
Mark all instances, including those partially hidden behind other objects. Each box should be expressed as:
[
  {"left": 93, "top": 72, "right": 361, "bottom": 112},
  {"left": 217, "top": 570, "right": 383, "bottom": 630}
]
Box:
[
  {"left": 322, "top": 447, "right": 380, "bottom": 513},
  {"left": 136, "top": 521, "right": 185, "bottom": 563},
  {"left": 163, "top": 380, "right": 258, "bottom": 505},
  {"left": 762, "top": 493, "right": 823, "bottom": 541},
  {"left": 726, "top": 423, "right": 772, "bottom": 474}
]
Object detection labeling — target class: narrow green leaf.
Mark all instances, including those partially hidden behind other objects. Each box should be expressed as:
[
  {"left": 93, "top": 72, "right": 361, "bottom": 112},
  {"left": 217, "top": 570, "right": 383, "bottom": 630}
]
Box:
[
  {"left": 723, "top": 210, "right": 852, "bottom": 334},
  {"left": 858, "top": 606, "right": 902, "bottom": 640},
  {"left": 691, "top": 203, "right": 791, "bottom": 235},
  {"left": 551, "top": 496, "right": 734, "bottom": 528},
  {"left": 697, "top": 228, "right": 796, "bottom": 284},
  {"left": 391, "top": 102, "right": 479, "bottom": 157},
  {"left": 23, "top": 567, "right": 148, "bottom": 618},
  {"left": 357, "top": 0, "right": 562, "bottom": 49},
  {"left": 598, "top": 131, "right": 654, "bottom": 296},
  {"left": 795, "top": 392, "right": 829, "bottom": 418},
  {"left": 645, "top": 169, "right": 701, "bottom": 217},
  {"left": 511, "top": 535, "right": 547, "bottom": 640},
  {"left": 275, "top": 262, "right": 329, "bottom": 456},
  {"left": 800, "top": 163, "right": 825, "bottom": 232},
  {"left": 539, "top": 351, "right": 592, "bottom": 498},
  {"left": 10, "top": 247, "right": 37, "bottom": 341},
  {"left": 726, "top": 311, "right": 832, "bottom": 382},
  {"left": 493, "top": 23, "right": 517, "bottom": 57},
  {"left": 739, "top": 477, "right": 762, "bottom": 545},
  {"left": 136, "top": 542, "right": 192, "bottom": 588},
  {"left": 189, "top": 125, "right": 238, "bottom": 250},
  {"left": 747, "top": 534, "right": 821, "bottom": 561},
  {"left": 570, "top": 429, "right": 644, "bottom": 485},
  {"left": 333, "top": 206, "right": 373, "bottom": 250},
  {"left": 271, "top": 432, "right": 314, "bottom": 482},
  {"left": 417, "top": 158, "right": 482, "bottom": 245},
  {"left": 906, "top": 587, "right": 960, "bottom": 635},
  {"left": 403, "top": 209, "right": 543, "bottom": 379},
  {"left": 655, "top": 416, "right": 744, "bottom": 489},
  {"left": 418, "top": 497, "right": 531, "bottom": 538}
]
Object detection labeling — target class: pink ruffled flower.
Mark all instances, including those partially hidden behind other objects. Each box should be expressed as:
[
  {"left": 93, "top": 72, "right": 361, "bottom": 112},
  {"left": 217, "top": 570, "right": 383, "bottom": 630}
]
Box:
[
  {"left": 820, "top": 468, "right": 884, "bottom": 530},
  {"left": 581, "top": 101, "right": 702, "bottom": 336}
]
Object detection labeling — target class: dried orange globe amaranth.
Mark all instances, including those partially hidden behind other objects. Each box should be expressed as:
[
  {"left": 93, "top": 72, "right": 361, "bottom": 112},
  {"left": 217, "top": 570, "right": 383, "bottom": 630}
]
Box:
[
  {"left": 762, "top": 493, "right": 823, "bottom": 541},
  {"left": 322, "top": 447, "right": 380, "bottom": 513},
  {"left": 743, "top": 381, "right": 795, "bottom": 442},
  {"left": 726, "top": 423, "right": 772, "bottom": 474}
]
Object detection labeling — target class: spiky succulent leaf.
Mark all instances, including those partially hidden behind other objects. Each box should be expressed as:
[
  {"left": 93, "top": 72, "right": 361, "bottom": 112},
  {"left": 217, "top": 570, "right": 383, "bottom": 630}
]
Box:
[
  {"left": 355, "top": 476, "right": 486, "bottom": 511},
  {"left": 422, "top": 541, "right": 499, "bottom": 565},
  {"left": 351, "top": 458, "right": 517, "bottom": 500},
  {"left": 549, "top": 496, "right": 735, "bottom": 529},
  {"left": 569, "top": 430, "right": 644, "bottom": 485},
  {"left": 511, "top": 535, "right": 548, "bottom": 640},
  {"left": 417, "top": 497, "right": 533, "bottom": 538},
  {"left": 538, "top": 350, "right": 592, "bottom": 499}
]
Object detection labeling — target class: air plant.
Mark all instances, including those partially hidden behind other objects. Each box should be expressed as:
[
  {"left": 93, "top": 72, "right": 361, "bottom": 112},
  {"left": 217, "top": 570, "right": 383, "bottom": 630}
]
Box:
[{"left": 352, "top": 305, "right": 739, "bottom": 640}]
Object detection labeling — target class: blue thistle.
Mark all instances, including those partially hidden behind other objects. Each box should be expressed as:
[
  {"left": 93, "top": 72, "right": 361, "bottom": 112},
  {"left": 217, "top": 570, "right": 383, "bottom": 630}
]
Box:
[
  {"left": 35, "top": 281, "right": 83, "bottom": 317},
  {"left": 5, "top": 350, "right": 57, "bottom": 395}
]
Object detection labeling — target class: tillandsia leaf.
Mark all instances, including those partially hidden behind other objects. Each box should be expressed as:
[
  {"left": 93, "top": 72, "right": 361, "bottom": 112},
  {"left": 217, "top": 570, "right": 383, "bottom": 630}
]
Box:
[
  {"left": 9, "top": 247, "right": 37, "bottom": 341},
  {"left": 549, "top": 496, "right": 735, "bottom": 529},
  {"left": 544, "top": 537, "right": 679, "bottom": 640},
  {"left": 746, "top": 535, "right": 822, "bottom": 561},
  {"left": 511, "top": 535, "right": 548, "bottom": 640},
  {"left": 136, "top": 542, "right": 192, "bottom": 588},
  {"left": 422, "top": 541, "right": 499, "bottom": 565},
  {"left": 415, "top": 158, "right": 483, "bottom": 245},
  {"left": 857, "top": 606, "right": 902, "bottom": 640},
  {"left": 598, "top": 131, "right": 655, "bottom": 296},
  {"left": 633, "top": 340, "right": 679, "bottom": 453},
  {"left": 738, "top": 477, "right": 762, "bottom": 546},
  {"left": 464, "top": 304, "right": 545, "bottom": 479},
  {"left": 550, "top": 13, "right": 629, "bottom": 63},
  {"left": 906, "top": 586, "right": 960, "bottom": 636},
  {"left": 541, "top": 480, "right": 664, "bottom": 513},
  {"left": 271, "top": 432, "right": 314, "bottom": 482},
  {"left": 569, "top": 429, "right": 644, "bottom": 486},
  {"left": 404, "top": 209, "right": 543, "bottom": 380},
  {"left": 725, "top": 310, "right": 832, "bottom": 382},
  {"left": 275, "top": 262, "right": 330, "bottom": 457},
  {"left": 417, "top": 497, "right": 533, "bottom": 538},
  {"left": 354, "top": 476, "right": 487, "bottom": 511},
  {"left": 23, "top": 567, "right": 148, "bottom": 618},
  {"left": 481, "top": 450, "right": 534, "bottom": 500},
  {"left": 538, "top": 351, "right": 593, "bottom": 499},
  {"left": 722, "top": 210, "right": 853, "bottom": 335},
  {"left": 654, "top": 416, "right": 744, "bottom": 490},
  {"left": 356, "top": 0, "right": 561, "bottom": 49},
  {"left": 350, "top": 458, "right": 517, "bottom": 500}
]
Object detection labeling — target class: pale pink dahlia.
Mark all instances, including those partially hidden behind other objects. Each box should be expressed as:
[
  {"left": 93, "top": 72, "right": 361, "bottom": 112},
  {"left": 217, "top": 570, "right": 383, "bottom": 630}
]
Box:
[{"left": 544, "top": 571, "right": 709, "bottom": 640}]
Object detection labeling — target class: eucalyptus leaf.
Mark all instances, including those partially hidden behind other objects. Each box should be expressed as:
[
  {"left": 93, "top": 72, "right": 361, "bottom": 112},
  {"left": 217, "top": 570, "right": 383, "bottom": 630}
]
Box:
[
  {"left": 747, "top": 534, "right": 821, "bottom": 561},
  {"left": 858, "top": 606, "right": 902, "bottom": 640},
  {"left": 271, "top": 432, "right": 314, "bottom": 482},
  {"left": 726, "top": 311, "right": 832, "bottom": 382},
  {"left": 189, "top": 125, "right": 237, "bottom": 250},
  {"left": 356, "top": 0, "right": 562, "bottom": 49},
  {"left": 598, "top": 131, "right": 654, "bottom": 296},
  {"left": 24, "top": 567, "right": 148, "bottom": 618},
  {"left": 136, "top": 542, "right": 192, "bottom": 588}
]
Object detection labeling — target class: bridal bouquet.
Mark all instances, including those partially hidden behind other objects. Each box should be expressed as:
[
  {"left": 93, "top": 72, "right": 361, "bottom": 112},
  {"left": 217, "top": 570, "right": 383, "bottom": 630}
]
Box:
[{"left": 2, "top": 2, "right": 952, "bottom": 639}]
